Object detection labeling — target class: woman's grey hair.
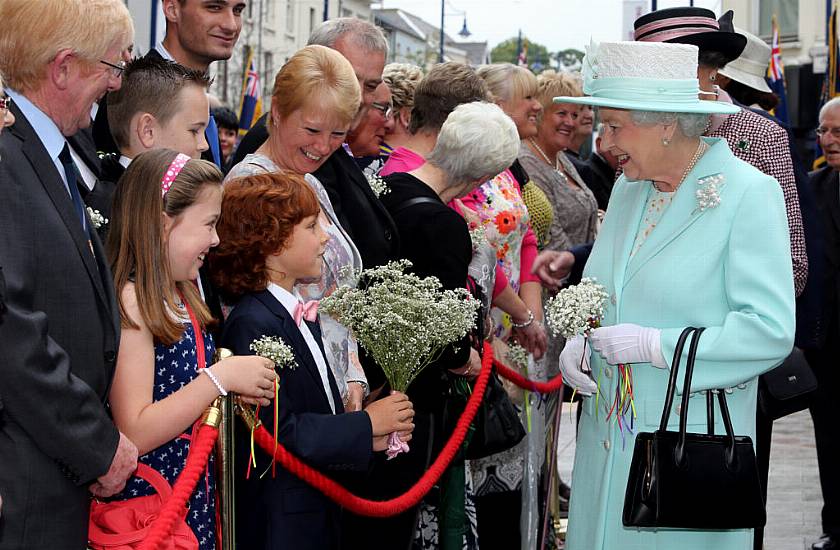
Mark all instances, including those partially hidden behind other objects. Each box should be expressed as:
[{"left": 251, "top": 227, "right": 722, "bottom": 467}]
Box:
[
  {"left": 427, "top": 102, "right": 520, "bottom": 185},
  {"left": 627, "top": 110, "right": 709, "bottom": 138},
  {"left": 307, "top": 17, "right": 388, "bottom": 56}
]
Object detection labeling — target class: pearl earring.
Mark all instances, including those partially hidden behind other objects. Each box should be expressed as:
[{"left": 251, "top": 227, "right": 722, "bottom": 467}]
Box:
[{"left": 662, "top": 138, "right": 670, "bottom": 147}]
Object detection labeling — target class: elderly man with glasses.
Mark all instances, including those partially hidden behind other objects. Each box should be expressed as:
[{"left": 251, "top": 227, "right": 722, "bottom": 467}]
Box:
[
  {"left": 0, "top": 1, "right": 138, "bottom": 548},
  {"left": 348, "top": 82, "right": 395, "bottom": 175},
  {"left": 806, "top": 96, "right": 840, "bottom": 550}
]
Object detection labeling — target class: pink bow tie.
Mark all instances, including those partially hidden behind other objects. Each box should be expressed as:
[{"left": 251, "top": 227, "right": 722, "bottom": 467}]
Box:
[{"left": 293, "top": 300, "right": 319, "bottom": 325}]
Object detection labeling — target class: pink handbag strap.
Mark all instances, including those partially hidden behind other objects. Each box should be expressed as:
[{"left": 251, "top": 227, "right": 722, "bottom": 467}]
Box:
[{"left": 133, "top": 462, "right": 173, "bottom": 499}]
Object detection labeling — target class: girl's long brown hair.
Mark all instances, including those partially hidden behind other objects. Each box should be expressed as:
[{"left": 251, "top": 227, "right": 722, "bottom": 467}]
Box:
[{"left": 107, "top": 149, "right": 223, "bottom": 345}]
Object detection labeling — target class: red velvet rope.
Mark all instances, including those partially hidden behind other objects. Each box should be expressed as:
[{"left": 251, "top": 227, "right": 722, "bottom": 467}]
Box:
[
  {"left": 492, "top": 358, "right": 565, "bottom": 393},
  {"left": 250, "top": 341, "right": 494, "bottom": 517},
  {"left": 138, "top": 423, "right": 219, "bottom": 550}
]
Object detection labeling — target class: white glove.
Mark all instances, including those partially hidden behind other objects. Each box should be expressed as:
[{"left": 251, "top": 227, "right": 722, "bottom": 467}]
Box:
[
  {"left": 558, "top": 335, "right": 597, "bottom": 395},
  {"left": 588, "top": 323, "right": 667, "bottom": 368}
]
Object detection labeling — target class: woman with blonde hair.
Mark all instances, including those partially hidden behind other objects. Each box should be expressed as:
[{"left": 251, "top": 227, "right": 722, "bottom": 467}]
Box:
[
  {"left": 465, "top": 62, "right": 551, "bottom": 548},
  {"left": 381, "top": 62, "right": 424, "bottom": 155},
  {"left": 521, "top": 72, "right": 599, "bottom": 363},
  {"left": 226, "top": 44, "right": 370, "bottom": 412}
]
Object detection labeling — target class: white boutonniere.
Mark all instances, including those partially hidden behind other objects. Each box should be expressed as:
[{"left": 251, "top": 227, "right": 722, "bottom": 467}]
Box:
[
  {"left": 696, "top": 173, "right": 725, "bottom": 211},
  {"left": 366, "top": 174, "right": 390, "bottom": 198},
  {"left": 250, "top": 335, "right": 297, "bottom": 369},
  {"left": 86, "top": 207, "right": 108, "bottom": 230}
]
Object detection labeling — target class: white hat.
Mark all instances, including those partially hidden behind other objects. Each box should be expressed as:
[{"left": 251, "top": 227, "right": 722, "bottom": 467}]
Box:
[
  {"left": 554, "top": 40, "right": 739, "bottom": 115},
  {"left": 718, "top": 28, "right": 772, "bottom": 93}
]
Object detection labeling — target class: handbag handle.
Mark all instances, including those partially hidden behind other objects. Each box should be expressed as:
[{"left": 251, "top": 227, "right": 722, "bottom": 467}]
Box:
[
  {"left": 674, "top": 328, "right": 739, "bottom": 469},
  {"left": 658, "top": 327, "right": 697, "bottom": 431}
]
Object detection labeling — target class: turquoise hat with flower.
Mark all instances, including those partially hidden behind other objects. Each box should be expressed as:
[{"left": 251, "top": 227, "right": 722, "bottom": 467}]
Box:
[{"left": 553, "top": 40, "right": 739, "bottom": 115}]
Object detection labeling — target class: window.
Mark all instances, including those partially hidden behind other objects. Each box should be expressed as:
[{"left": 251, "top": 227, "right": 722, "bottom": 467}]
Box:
[
  {"left": 286, "top": 0, "right": 294, "bottom": 33},
  {"left": 264, "top": 52, "right": 274, "bottom": 96},
  {"left": 759, "top": 0, "right": 798, "bottom": 39},
  {"left": 309, "top": 7, "right": 316, "bottom": 36},
  {"left": 341, "top": 8, "right": 352, "bottom": 18}
]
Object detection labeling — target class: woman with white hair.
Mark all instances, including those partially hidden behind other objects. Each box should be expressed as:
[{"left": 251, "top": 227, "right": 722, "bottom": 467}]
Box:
[
  {"left": 555, "top": 40, "right": 794, "bottom": 550},
  {"left": 379, "top": 101, "right": 521, "bottom": 550}
]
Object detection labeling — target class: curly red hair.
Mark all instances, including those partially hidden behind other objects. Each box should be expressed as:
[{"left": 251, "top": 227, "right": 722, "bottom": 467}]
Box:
[{"left": 210, "top": 171, "right": 320, "bottom": 300}]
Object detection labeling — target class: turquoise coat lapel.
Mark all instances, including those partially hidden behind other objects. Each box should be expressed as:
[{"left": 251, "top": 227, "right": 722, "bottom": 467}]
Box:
[{"left": 623, "top": 138, "right": 733, "bottom": 287}]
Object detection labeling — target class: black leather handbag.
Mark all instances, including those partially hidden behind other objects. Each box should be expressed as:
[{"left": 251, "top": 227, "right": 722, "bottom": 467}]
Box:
[
  {"left": 757, "top": 347, "right": 818, "bottom": 420},
  {"left": 465, "top": 366, "right": 526, "bottom": 460},
  {"left": 622, "top": 327, "right": 766, "bottom": 529}
]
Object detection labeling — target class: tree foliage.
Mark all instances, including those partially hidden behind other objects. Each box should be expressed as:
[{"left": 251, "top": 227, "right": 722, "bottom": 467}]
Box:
[{"left": 490, "top": 36, "right": 552, "bottom": 70}]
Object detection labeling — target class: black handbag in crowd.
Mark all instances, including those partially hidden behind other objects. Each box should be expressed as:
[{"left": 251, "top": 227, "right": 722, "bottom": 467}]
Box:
[
  {"left": 465, "top": 366, "right": 526, "bottom": 460},
  {"left": 622, "top": 327, "right": 766, "bottom": 529},
  {"left": 757, "top": 347, "right": 818, "bottom": 420}
]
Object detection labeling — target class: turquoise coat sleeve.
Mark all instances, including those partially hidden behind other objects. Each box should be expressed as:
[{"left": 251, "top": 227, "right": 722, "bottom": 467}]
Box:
[{"left": 659, "top": 167, "right": 795, "bottom": 393}]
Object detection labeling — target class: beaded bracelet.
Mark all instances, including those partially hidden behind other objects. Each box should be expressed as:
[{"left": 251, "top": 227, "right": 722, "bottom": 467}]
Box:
[
  {"left": 510, "top": 310, "right": 535, "bottom": 329},
  {"left": 200, "top": 367, "right": 228, "bottom": 396}
]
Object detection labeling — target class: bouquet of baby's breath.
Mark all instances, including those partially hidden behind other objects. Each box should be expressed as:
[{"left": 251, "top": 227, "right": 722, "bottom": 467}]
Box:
[
  {"left": 321, "top": 260, "right": 479, "bottom": 393},
  {"left": 545, "top": 277, "right": 609, "bottom": 339},
  {"left": 250, "top": 335, "right": 297, "bottom": 370}
]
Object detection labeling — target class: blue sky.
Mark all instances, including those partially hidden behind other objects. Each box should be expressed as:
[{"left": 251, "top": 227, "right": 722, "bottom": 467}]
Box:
[{"left": 373, "top": 0, "right": 725, "bottom": 53}]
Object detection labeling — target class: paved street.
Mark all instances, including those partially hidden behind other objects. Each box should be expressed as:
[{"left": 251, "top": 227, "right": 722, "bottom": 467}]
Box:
[{"left": 555, "top": 406, "right": 822, "bottom": 549}]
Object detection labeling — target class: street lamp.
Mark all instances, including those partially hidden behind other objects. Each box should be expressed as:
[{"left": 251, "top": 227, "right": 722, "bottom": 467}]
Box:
[{"left": 439, "top": 1, "right": 471, "bottom": 63}]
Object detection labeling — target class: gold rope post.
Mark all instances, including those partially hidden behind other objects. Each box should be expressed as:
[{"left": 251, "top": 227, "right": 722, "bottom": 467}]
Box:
[{"left": 214, "top": 348, "right": 236, "bottom": 550}]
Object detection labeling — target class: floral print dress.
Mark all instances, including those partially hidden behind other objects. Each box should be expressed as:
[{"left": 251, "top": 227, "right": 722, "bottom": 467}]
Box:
[
  {"left": 114, "top": 321, "right": 218, "bottom": 549},
  {"left": 458, "top": 169, "right": 547, "bottom": 500},
  {"left": 226, "top": 154, "right": 367, "bottom": 401}
]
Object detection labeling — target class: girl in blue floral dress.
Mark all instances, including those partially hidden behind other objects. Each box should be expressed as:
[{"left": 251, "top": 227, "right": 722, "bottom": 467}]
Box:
[{"left": 106, "top": 150, "right": 278, "bottom": 548}]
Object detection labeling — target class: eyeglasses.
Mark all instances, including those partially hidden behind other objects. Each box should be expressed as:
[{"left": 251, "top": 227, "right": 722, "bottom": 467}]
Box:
[
  {"left": 371, "top": 102, "right": 394, "bottom": 120},
  {"left": 100, "top": 59, "right": 126, "bottom": 78},
  {"left": 816, "top": 126, "right": 840, "bottom": 138}
]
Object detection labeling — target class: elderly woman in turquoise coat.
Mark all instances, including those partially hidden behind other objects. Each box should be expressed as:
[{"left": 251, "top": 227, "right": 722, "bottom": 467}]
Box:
[{"left": 555, "top": 40, "right": 795, "bottom": 550}]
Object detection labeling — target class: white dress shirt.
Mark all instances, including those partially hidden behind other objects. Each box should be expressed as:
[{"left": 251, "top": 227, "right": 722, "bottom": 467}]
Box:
[{"left": 267, "top": 283, "right": 336, "bottom": 413}]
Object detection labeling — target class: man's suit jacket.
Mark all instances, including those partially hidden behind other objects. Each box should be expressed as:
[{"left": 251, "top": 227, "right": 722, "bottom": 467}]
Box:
[
  {"left": 68, "top": 126, "right": 117, "bottom": 219},
  {"left": 0, "top": 102, "right": 121, "bottom": 548},
  {"left": 809, "top": 166, "right": 840, "bottom": 342},
  {"left": 221, "top": 289, "right": 372, "bottom": 550}
]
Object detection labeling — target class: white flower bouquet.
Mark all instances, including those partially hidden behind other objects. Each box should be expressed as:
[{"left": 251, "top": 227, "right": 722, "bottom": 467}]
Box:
[
  {"left": 321, "top": 260, "right": 479, "bottom": 457},
  {"left": 250, "top": 335, "right": 297, "bottom": 370},
  {"left": 544, "top": 277, "right": 609, "bottom": 339}
]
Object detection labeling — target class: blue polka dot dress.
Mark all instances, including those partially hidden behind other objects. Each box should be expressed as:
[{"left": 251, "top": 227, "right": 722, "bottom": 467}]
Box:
[{"left": 114, "top": 321, "right": 218, "bottom": 549}]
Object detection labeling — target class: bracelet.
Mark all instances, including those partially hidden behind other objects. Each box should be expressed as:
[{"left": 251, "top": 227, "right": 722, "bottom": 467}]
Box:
[
  {"left": 200, "top": 367, "right": 227, "bottom": 396},
  {"left": 348, "top": 380, "right": 369, "bottom": 397},
  {"left": 510, "top": 310, "right": 535, "bottom": 329}
]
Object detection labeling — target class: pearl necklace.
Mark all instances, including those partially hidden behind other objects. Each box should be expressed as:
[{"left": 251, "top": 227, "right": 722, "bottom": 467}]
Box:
[
  {"left": 528, "top": 138, "right": 569, "bottom": 183},
  {"left": 653, "top": 140, "right": 708, "bottom": 193}
]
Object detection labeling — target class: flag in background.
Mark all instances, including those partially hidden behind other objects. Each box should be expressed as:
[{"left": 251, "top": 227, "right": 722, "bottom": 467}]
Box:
[
  {"left": 814, "top": 3, "right": 840, "bottom": 170},
  {"left": 767, "top": 14, "right": 789, "bottom": 125},
  {"left": 237, "top": 49, "right": 263, "bottom": 138}
]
